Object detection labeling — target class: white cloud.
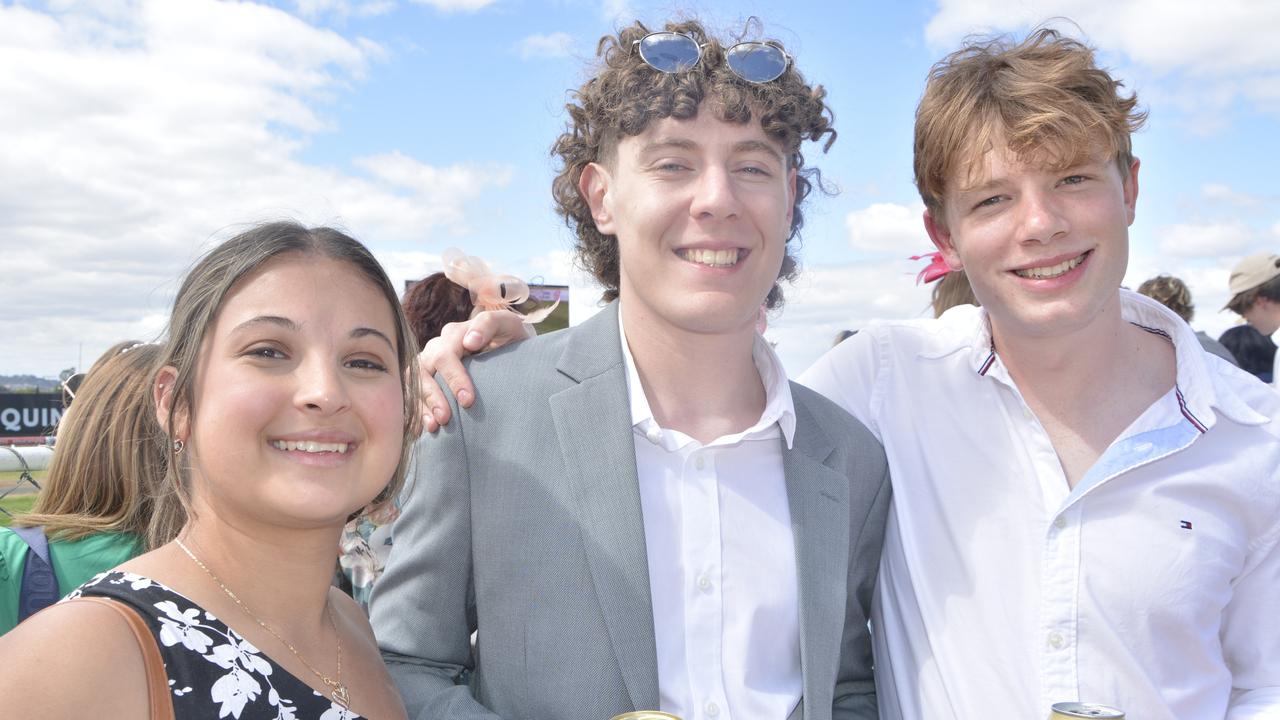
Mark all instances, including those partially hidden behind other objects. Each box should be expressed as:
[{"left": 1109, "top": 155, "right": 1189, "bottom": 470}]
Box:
[
  {"left": 1273, "top": 221, "right": 1280, "bottom": 238},
  {"left": 845, "top": 202, "right": 929, "bottom": 253},
  {"left": 293, "top": 0, "right": 396, "bottom": 19},
  {"left": 1200, "top": 183, "right": 1265, "bottom": 209},
  {"left": 601, "top": 0, "right": 634, "bottom": 24},
  {"left": 924, "top": 1, "right": 1280, "bottom": 119},
  {"left": 407, "top": 0, "right": 498, "bottom": 12},
  {"left": 926, "top": 1, "right": 1280, "bottom": 73},
  {"left": 0, "top": 1, "right": 512, "bottom": 375},
  {"left": 767, "top": 258, "right": 934, "bottom": 375},
  {"left": 1156, "top": 221, "right": 1253, "bottom": 258},
  {"left": 515, "top": 32, "right": 575, "bottom": 60}
]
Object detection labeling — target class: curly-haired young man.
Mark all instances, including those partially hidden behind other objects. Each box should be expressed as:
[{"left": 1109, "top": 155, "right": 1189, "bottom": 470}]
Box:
[{"left": 371, "top": 18, "right": 889, "bottom": 720}]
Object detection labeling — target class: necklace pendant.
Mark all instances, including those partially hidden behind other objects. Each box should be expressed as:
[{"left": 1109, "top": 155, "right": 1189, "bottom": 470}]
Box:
[{"left": 331, "top": 684, "right": 351, "bottom": 709}]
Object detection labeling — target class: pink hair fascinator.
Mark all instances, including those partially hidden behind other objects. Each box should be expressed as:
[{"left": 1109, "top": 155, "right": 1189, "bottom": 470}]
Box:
[
  {"left": 910, "top": 252, "right": 953, "bottom": 285},
  {"left": 442, "top": 248, "right": 560, "bottom": 324}
]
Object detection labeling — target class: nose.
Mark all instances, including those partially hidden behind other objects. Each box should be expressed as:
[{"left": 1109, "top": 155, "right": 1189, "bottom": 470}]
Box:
[
  {"left": 1019, "top": 188, "right": 1069, "bottom": 244},
  {"left": 689, "top": 165, "right": 741, "bottom": 220},
  {"left": 294, "top": 355, "right": 351, "bottom": 416}
]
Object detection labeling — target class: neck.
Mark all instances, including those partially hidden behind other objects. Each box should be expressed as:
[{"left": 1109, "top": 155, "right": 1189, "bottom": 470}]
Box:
[
  {"left": 992, "top": 305, "right": 1132, "bottom": 407},
  {"left": 176, "top": 509, "right": 342, "bottom": 636},
  {"left": 620, "top": 302, "right": 767, "bottom": 444}
]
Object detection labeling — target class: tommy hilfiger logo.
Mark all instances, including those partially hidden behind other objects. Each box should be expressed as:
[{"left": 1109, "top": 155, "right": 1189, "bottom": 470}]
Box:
[{"left": 1180, "top": 520, "right": 1193, "bottom": 530}]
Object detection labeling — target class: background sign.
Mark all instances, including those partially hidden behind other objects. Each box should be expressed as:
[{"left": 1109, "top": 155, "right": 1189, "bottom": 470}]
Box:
[{"left": 0, "top": 393, "right": 62, "bottom": 438}]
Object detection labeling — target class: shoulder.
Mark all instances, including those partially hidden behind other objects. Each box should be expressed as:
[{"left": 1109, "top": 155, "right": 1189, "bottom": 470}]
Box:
[
  {"left": 0, "top": 597, "right": 149, "bottom": 718},
  {"left": 0, "top": 527, "right": 28, "bottom": 576},
  {"left": 790, "top": 382, "right": 887, "bottom": 472}
]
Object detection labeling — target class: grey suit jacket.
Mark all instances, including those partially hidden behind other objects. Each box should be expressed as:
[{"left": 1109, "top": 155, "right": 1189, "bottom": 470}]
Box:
[{"left": 371, "top": 303, "right": 890, "bottom": 720}]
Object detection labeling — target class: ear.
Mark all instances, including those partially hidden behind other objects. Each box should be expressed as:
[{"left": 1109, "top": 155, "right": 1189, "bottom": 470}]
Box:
[
  {"left": 1122, "top": 157, "right": 1140, "bottom": 225},
  {"left": 923, "top": 207, "right": 962, "bottom": 270},
  {"left": 578, "top": 162, "right": 616, "bottom": 235},
  {"left": 154, "top": 365, "right": 188, "bottom": 441}
]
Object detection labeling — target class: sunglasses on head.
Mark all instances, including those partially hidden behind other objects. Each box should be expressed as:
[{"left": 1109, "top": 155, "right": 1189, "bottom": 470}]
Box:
[{"left": 634, "top": 31, "right": 791, "bottom": 84}]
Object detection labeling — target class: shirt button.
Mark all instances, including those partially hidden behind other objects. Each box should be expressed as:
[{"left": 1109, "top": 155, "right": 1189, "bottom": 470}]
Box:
[
  {"left": 695, "top": 456, "right": 705, "bottom": 471},
  {"left": 645, "top": 426, "right": 662, "bottom": 445},
  {"left": 705, "top": 701, "right": 720, "bottom": 717},
  {"left": 1054, "top": 516, "right": 1067, "bottom": 529},
  {"left": 1048, "top": 631, "right": 1065, "bottom": 649},
  {"left": 697, "top": 575, "right": 712, "bottom": 592}
]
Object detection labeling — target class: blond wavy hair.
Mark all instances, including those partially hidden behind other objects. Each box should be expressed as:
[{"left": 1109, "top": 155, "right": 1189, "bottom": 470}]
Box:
[
  {"left": 14, "top": 341, "right": 166, "bottom": 545},
  {"left": 914, "top": 27, "right": 1147, "bottom": 214}
]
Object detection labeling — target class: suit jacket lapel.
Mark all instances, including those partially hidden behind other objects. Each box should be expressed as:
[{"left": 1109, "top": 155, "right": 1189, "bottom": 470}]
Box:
[
  {"left": 784, "top": 389, "right": 851, "bottom": 718},
  {"left": 549, "top": 303, "right": 661, "bottom": 711}
]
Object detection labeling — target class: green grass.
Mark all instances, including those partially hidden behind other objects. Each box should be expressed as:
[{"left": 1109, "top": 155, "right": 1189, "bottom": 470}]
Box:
[
  {"left": 0, "top": 494, "right": 39, "bottom": 527},
  {"left": 0, "top": 469, "right": 47, "bottom": 484}
]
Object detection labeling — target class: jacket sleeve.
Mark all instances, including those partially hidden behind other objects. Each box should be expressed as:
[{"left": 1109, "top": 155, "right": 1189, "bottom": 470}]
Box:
[{"left": 369, "top": 375, "right": 506, "bottom": 720}]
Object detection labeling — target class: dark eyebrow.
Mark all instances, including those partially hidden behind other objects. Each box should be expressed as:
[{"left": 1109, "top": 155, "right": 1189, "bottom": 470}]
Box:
[
  {"left": 733, "top": 139, "right": 785, "bottom": 164},
  {"left": 352, "top": 327, "right": 396, "bottom": 353},
  {"left": 638, "top": 138, "right": 699, "bottom": 156},
  {"left": 231, "top": 316, "right": 395, "bottom": 353},
  {"left": 231, "top": 316, "right": 300, "bottom": 334}
]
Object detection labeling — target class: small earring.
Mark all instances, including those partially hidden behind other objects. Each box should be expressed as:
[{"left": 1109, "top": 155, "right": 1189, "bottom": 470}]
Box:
[{"left": 173, "top": 439, "right": 185, "bottom": 455}]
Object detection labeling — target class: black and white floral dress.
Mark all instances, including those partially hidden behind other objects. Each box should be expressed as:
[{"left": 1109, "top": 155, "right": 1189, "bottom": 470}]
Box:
[{"left": 68, "top": 570, "right": 363, "bottom": 720}]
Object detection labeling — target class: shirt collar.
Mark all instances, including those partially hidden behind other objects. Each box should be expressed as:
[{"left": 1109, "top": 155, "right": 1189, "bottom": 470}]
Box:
[
  {"left": 955, "top": 290, "right": 1267, "bottom": 429},
  {"left": 618, "top": 307, "right": 796, "bottom": 449}
]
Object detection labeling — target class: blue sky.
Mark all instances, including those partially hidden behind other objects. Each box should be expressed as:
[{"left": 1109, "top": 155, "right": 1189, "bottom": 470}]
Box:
[{"left": 1, "top": 0, "right": 1277, "bottom": 376}]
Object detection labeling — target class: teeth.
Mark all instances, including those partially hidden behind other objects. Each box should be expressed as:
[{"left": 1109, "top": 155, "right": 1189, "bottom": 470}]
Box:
[
  {"left": 680, "top": 248, "right": 741, "bottom": 268},
  {"left": 1014, "top": 253, "right": 1086, "bottom": 280},
  {"left": 271, "top": 440, "right": 350, "bottom": 454}
]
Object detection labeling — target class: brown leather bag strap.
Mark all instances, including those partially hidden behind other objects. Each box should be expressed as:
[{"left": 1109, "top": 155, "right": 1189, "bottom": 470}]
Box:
[{"left": 71, "top": 597, "right": 176, "bottom": 720}]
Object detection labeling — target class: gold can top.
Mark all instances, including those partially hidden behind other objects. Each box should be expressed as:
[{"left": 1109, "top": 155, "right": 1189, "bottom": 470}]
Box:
[
  {"left": 1049, "top": 702, "right": 1125, "bottom": 719},
  {"left": 610, "top": 713, "right": 682, "bottom": 720}
]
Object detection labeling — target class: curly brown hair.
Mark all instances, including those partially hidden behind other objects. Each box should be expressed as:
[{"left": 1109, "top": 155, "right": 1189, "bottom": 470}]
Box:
[{"left": 551, "top": 18, "right": 836, "bottom": 309}]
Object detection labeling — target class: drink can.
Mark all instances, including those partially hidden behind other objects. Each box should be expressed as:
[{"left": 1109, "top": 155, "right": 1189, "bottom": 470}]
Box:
[
  {"left": 1049, "top": 702, "right": 1125, "bottom": 719},
  {"left": 610, "top": 713, "right": 682, "bottom": 720}
]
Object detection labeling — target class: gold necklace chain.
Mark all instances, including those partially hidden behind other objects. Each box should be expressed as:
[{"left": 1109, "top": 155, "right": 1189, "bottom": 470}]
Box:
[{"left": 174, "top": 538, "right": 350, "bottom": 709}]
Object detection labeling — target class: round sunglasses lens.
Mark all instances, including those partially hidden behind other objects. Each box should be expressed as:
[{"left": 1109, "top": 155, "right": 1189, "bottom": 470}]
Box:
[
  {"left": 639, "top": 33, "right": 701, "bottom": 73},
  {"left": 726, "top": 43, "right": 787, "bottom": 83}
]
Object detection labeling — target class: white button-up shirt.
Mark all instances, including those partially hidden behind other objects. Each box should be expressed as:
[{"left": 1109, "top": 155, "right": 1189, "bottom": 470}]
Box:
[
  {"left": 620, "top": 317, "right": 802, "bottom": 720},
  {"left": 800, "top": 290, "right": 1280, "bottom": 720}
]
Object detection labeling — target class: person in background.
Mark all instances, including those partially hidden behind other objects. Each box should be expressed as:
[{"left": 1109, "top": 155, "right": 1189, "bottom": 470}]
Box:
[
  {"left": 1225, "top": 251, "right": 1280, "bottom": 386},
  {"left": 0, "top": 341, "right": 164, "bottom": 634},
  {"left": 339, "top": 271, "right": 474, "bottom": 610},
  {"left": 833, "top": 329, "right": 858, "bottom": 346},
  {"left": 1219, "top": 324, "right": 1277, "bottom": 383},
  {"left": 0, "top": 222, "right": 418, "bottom": 719},
  {"left": 1135, "top": 274, "right": 1238, "bottom": 366}
]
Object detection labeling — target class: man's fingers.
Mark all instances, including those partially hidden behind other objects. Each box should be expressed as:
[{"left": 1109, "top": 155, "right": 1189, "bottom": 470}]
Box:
[{"left": 413, "top": 311, "right": 532, "bottom": 429}]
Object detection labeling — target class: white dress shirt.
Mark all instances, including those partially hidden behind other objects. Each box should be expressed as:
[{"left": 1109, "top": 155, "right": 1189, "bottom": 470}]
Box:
[
  {"left": 619, "top": 316, "right": 802, "bottom": 720},
  {"left": 800, "top": 290, "right": 1280, "bottom": 720}
]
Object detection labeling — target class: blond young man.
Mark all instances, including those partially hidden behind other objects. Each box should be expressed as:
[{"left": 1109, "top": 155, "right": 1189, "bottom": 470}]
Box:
[
  {"left": 420, "top": 28, "right": 1280, "bottom": 719},
  {"left": 800, "top": 30, "right": 1280, "bottom": 718}
]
